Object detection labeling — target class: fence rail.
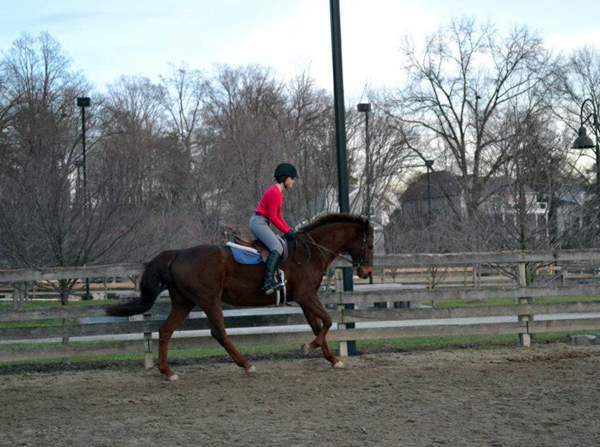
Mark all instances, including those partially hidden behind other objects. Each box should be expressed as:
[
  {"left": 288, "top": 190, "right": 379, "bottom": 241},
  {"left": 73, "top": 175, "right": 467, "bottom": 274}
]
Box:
[{"left": 1, "top": 249, "right": 600, "bottom": 366}]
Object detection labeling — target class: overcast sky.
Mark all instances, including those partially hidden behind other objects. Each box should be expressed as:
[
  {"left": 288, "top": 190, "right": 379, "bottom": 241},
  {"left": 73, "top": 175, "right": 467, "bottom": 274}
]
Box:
[{"left": 1, "top": 0, "right": 599, "bottom": 100}]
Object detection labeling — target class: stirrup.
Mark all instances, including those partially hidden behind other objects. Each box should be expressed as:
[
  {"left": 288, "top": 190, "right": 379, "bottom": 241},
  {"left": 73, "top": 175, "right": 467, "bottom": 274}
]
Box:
[{"left": 263, "top": 279, "right": 285, "bottom": 295}]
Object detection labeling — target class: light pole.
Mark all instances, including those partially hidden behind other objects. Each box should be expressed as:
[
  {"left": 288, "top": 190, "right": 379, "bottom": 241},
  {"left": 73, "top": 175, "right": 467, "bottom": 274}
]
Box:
[
  {"left": 77, "top": 97, "right": 90, "bottom": 301},
  {"left": 357, "top": 103, "right": 371, "bottom": 218},
  {"left": 330, "top": 0, "right": 358, "bottom": 355},
  {"left": 357, "top": 103, "right": 375, "bottom": 287},
  {"left": 571, "top": 98, "right": 599, "bottom": 235},
  {"left": 77, "top": 97, "right": 90, "bottom": 205},
  {"left": 425, "top": 160, "right": 434, "bottom": 219}
]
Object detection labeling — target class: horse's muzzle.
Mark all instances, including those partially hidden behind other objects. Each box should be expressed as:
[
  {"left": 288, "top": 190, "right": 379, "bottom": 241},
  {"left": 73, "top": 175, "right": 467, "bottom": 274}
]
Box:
[{"left": 356, "top": 265, "right": 373, "bottom": 279}]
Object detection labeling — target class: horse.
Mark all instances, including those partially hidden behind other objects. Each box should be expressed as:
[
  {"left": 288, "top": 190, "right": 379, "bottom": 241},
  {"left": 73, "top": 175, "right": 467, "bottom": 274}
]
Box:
[{"left": 106, "top": 213, "right": 374, "bottom": 381}]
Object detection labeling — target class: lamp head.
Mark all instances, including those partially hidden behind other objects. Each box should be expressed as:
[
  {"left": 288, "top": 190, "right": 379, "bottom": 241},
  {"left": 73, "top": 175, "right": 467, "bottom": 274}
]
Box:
[
  {"left": 357, "top": 103, "right": 371, "bottom": 113},
  {"left": 572, "top": 126, "right": 595, "bottom": 149}
]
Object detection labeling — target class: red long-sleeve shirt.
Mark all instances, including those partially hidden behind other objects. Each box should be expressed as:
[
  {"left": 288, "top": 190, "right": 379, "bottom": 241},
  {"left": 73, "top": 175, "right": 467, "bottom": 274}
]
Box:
[{"left": 254, "top": 184, "right": 290, "bottom": 233}]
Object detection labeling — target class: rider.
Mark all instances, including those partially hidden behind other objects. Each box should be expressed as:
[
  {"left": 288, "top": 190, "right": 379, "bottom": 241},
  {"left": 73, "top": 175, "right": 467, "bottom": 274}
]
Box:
[{"left": 249, "top": 163, "right": 298, "bottom": 295}]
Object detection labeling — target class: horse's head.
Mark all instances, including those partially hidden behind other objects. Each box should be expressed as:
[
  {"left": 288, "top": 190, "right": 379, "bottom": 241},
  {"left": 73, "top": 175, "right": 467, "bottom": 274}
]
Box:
[
  {"left": 297, "top": 213, "right": 375, "bottom": 278},
  {"left": 347, "top": 219, "right": 374, "bottom": 279}
]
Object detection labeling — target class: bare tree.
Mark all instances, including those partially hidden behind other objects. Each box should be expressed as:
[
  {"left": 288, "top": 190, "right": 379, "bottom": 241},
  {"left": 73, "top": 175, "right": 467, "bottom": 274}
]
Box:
[
  {"left": 198, "top": 64, "right": 289, "bottom": 233},
  {"left": 385, "top": 17, "right": 558, "bottom": 220},
  {"left": 159, "top": 62, "right": 209, "bottom": 174},
  {"left": 554, "top": 46, "right": 600, "bottom": 245},
  {"left": 348, "top": 100, "right": 413, "bottom": 218},
  {"left": 0, "top": 34, "right": 186, "bottom": 301},
  {"left": 96, "top": 75, "right": 202, "bottom": 258},
  {"left": 557, "top": 46, "right": 600, "bottom": 124},
  {"left": 279, "top": 71, "right": 338, "bottom": 224}
]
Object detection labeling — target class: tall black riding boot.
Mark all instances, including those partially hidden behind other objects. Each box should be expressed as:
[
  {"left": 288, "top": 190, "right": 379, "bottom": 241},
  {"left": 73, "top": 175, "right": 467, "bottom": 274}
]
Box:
[{"left": 262, "top": 250, "right": 283, "bottom": 295}]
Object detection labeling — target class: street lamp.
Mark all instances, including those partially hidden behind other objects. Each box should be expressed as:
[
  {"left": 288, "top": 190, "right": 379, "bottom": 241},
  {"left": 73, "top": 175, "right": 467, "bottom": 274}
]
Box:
[
  {"left": 330, "top": 0, "right": 358, "bottom": 355},
  {"left": 425, "top": 160, "right": 434, "bottom": 219},
  {"left": 571, "top": 98, "right": 599, "bottom": 233},
  {"left": 357, "top": 103, "right": 371, "bottom": 219},
  {"left": 77, "top": 97, "right": 91, "bottom": 301},
  {"left": 77, "top": 97, "right": 91, "bottom": 204}
]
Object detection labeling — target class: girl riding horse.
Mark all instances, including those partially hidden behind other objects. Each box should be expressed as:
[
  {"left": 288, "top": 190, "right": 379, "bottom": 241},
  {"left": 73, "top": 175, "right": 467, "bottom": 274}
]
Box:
[
  {"left": 249, "top": 163, "right": 298, "bottom": 295},
  {"left": 106, "top": 213, "right": 374, "bottom": 381}
]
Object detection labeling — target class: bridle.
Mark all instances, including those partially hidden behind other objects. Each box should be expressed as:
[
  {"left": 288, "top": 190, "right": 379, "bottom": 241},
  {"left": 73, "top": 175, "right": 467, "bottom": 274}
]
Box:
[{"left": 292, "top": 224, "right": 371, "bottom": 269}]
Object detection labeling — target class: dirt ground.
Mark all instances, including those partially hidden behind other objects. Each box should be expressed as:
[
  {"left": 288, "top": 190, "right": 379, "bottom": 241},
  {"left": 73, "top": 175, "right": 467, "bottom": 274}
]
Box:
[{"left": 1, "top": 343, "right": 599, "bottom": 447}]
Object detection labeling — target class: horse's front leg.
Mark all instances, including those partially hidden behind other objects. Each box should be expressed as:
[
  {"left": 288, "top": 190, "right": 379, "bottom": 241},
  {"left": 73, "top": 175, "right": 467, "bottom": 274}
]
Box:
[
  {"left": 205, "top": 304, "right": 255, "bottom": 373},
  {"left": 158, "top": 295, "right": 194, "bottom": 381},
  {"left": 300, "top": 296, "right": 343, "bottom": 368}
]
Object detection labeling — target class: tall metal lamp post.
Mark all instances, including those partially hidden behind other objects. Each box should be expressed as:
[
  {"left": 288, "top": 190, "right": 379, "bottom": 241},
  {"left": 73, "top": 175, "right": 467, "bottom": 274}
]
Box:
[
  {"left": 357, "top": 103, "right": 372, "bottom": 218},
  {"left": 357, "top": 103, "right": 375, "bottom": 286},
  {"left": 77, "top": 97, "right": 91, "bottom": 300},
  {"left": 330, "top": 0, "right": 358, "bottom": 355},
  {"left": 425, "top": 160, "right": 434, "bottom": 219},
  {"left": 571, "top": 98, "right": 599, "bottom": 234},
  {"left": 77, "top": 97, "right": 91, "bottom": 204}
]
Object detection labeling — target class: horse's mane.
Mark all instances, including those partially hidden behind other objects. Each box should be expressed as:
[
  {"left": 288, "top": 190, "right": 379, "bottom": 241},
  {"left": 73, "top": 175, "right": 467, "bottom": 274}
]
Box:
[{"left": 298, "top": 213, "right": 367, "bottom": 233}]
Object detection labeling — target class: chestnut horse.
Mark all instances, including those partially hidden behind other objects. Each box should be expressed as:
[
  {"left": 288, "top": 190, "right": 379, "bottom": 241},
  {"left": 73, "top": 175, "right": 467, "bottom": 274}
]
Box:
[{"left": 106, "top": 213, "right": 374, "bottom": 380}]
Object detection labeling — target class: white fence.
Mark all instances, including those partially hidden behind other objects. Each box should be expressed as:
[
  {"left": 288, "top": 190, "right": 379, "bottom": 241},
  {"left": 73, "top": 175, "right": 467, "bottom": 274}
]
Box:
[{"left": 1, "top": 249, "right": 600, "bottom": 366}]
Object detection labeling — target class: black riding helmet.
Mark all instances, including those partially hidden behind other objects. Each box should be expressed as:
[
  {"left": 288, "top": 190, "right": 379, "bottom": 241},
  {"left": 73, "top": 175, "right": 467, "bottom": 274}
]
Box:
[{"left": 274, "top": 163, "right": 299, "bottom": 179}]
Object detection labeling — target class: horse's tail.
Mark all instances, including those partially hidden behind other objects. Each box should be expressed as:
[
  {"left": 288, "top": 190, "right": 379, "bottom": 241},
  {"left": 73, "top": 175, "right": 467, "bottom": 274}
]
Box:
[{"left": 105, "top": 250, "right": 179, "bottom": 317}]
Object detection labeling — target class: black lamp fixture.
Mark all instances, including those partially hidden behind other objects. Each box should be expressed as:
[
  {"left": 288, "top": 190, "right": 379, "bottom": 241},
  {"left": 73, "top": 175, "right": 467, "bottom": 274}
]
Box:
[
  {"left": 357, "top": 103, "right": 371, "bottom": 113},
  {"left": 572, "top": 98, "right": 598, "bottom": 151},
  {"left": 572, "top": 98, "right": 600, "bottom": 233},
  {"left": 573, "top": 125, "right": 596, "bottom": 149}
]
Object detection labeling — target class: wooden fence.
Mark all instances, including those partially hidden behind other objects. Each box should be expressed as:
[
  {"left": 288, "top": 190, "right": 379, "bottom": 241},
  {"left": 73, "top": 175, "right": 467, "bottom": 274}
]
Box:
[{"left": 1, "top": 249, "right": 600, "bottom": 366}]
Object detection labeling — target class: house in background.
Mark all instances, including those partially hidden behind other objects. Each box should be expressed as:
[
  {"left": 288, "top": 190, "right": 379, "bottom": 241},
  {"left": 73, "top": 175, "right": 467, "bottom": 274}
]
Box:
[
  {"left": 551, "top": 185, "right": 590, "bottom": 243},
  {"left": 400, "top": 171, "right": 465, "bottom": 220},
  {"left": 394, "top": 169, "right": 591, "bottom": 247},
  {"left": 315, "top": 187, "right": 399, "bottom": 254}
]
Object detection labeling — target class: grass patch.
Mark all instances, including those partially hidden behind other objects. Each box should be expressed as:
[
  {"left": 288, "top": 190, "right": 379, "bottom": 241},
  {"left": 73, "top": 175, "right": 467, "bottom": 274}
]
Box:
[
  {"left": 0, "top": 299, "right": 112, "bottom": 329},
  {"left": 534, "top": 295, "right": 600, "bottom": 304},
  {"left": 358, "top": 333, "right": 518, "bottom": 349},
  {"left": 0, "top": 319, "right": 64, "bottom": 329},
  {"left": 356, "top": 331, "right": 585, "bottom": 351},
  {"left": 425, "top": 295, "right": 600, "bottom": 308},
  {"left": 0, "top": 299, "right": 111, "bottom": 311},
  {"left": 428, "top": 298, "right": 513, "bottom": 308}
]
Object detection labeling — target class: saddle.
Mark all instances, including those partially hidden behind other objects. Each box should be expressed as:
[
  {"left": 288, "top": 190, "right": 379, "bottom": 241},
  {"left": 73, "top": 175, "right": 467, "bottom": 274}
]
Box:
[
  {"left": 227, "top": 235, "right": 289, "bottom": 306},
  {"left": 232, "top": 235, "right": 287, "bottom": 263}
]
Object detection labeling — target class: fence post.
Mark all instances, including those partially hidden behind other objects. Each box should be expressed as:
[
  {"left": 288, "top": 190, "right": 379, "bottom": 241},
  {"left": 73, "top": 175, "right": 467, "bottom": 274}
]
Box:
[
  {"left": 143, "top": 312, "right": 153, "bottom": 369},
  {"left": 517, "top": 261, "right": 532, "bottom": 348},
  {"left": 335, "top": 268, "right": 348, "bottom": 357},
  {"left": 12, "top": 283, "right": 25, "bottom": 310}
]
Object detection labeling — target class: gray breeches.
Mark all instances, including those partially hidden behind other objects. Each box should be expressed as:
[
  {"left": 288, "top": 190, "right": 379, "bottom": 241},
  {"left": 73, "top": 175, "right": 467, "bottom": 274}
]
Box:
[{"left": 249, "top": 214, "right": 283, "bottom": 255}]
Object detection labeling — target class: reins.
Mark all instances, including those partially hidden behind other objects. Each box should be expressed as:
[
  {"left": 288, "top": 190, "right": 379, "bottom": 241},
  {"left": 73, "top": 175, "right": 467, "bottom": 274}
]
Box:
[{"left": 292, "top": 232, "right": 363, "bottom": 267}]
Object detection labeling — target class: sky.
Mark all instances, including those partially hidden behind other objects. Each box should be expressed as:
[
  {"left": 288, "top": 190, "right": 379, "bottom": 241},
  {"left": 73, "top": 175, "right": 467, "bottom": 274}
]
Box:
[{"left": 1, "top": 0, "right": 600, "bottom": 101}]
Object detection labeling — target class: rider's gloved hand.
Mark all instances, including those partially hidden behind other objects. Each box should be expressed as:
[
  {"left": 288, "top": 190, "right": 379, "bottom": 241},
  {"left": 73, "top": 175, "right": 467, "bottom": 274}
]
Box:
[{"left": 286, "top": 230, "right": 297, "bottom": 239}]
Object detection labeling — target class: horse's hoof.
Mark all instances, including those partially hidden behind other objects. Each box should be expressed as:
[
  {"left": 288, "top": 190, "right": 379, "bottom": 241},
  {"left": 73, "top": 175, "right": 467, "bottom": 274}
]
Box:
[
  {"left": 333, "top": 361, "right": 344, "bottom": 369},
  {"left": 167, "top": 373, "right": 179, "bottom": 381},
  {"left": 301, "top": 344, "right": 312, "bottom": 356},
  {"left": 246, "top": 365, "right": 256, "bottom": 373}
]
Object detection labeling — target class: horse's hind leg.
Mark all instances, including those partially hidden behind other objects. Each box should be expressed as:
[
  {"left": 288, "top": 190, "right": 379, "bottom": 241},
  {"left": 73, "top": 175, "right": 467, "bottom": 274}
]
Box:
[
  {"left": 204, "top": 305, "right": 254, "bottom": 372},
  {"left": 158, "top": 293, "right": 195, "bottom": 381},
  {"left": 300, "top": 295, "right": 342, "bottom": 368}
]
